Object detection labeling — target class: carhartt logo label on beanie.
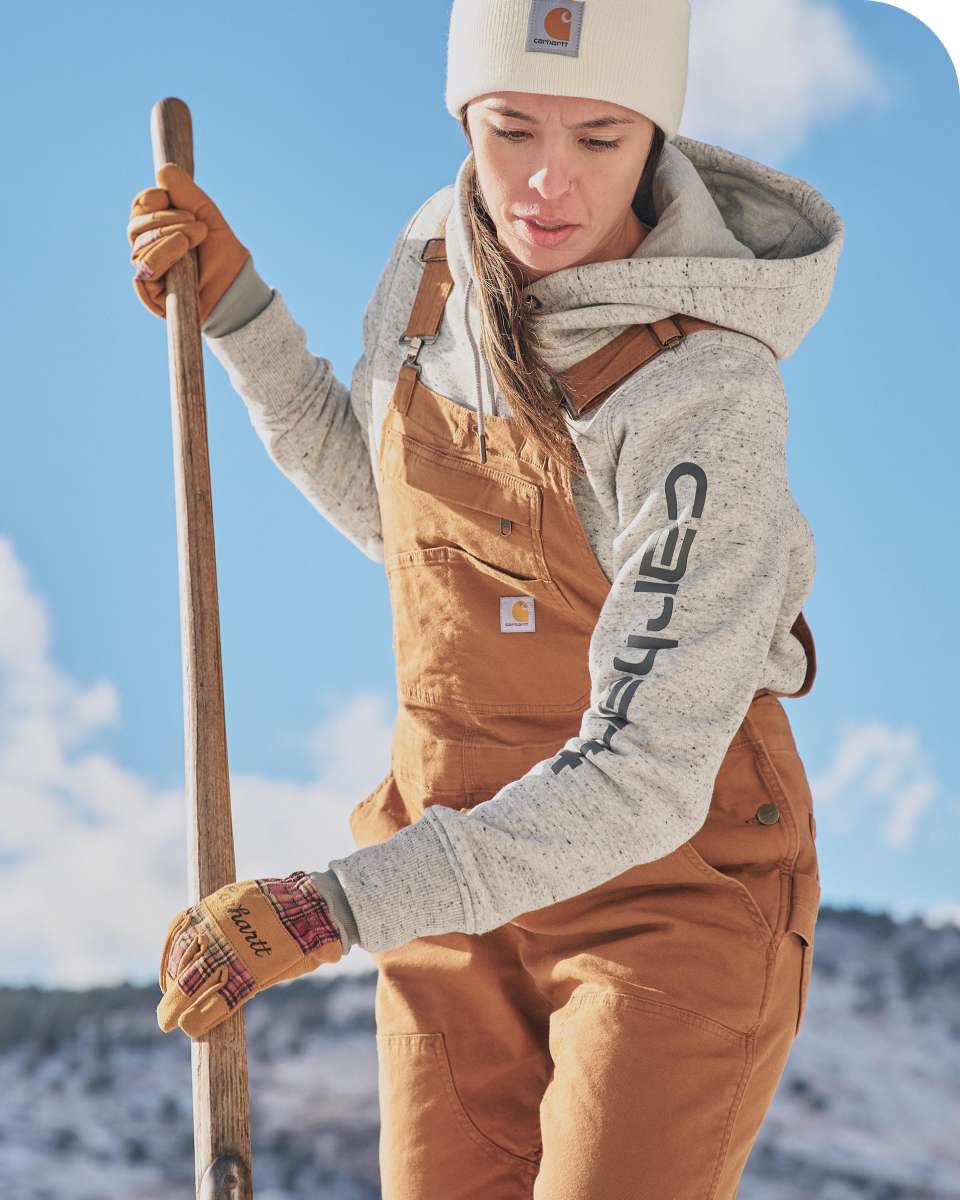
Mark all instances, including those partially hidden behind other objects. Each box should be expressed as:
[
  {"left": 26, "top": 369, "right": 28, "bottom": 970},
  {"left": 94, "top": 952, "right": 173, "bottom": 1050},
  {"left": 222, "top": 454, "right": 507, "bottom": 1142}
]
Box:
[{"left": 525, "top": 0, "right": 584, "bottom": 58}]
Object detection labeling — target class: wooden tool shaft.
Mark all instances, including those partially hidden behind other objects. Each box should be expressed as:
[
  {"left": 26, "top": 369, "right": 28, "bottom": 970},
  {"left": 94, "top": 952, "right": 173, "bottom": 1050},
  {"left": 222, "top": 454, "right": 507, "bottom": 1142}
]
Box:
[{"left": 149, "top": 95, "right": 253, "bottom": 1200}]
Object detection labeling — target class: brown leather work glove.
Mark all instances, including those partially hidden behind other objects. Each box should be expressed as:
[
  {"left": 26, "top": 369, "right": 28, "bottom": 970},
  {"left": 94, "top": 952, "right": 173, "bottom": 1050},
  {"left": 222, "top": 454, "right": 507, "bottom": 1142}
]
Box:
[
  {"left": 157, "top": 869, "right": 344, "bottom": 1039},
  {"left": 127, "top": 163, "right": 250, "bottom": 325}
]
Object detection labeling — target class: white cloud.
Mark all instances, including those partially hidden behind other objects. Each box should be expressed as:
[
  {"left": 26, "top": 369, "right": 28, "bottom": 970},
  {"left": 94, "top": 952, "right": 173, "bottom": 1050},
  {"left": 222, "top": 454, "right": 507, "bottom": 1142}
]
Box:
[
  {"left": 684, "top": 0, "right": 888, "bottom": 159},
  {"left": 809, "top": 719, "right": 940, "bottom": 847},
  {"left": 0, "top": 534, "right": 393, "bottom": 989}
]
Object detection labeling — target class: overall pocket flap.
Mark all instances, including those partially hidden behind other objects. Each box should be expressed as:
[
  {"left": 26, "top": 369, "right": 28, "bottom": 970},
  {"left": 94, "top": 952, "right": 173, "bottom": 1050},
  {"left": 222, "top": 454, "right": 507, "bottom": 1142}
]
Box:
[
  {"left": 786, "top": 872, "right": 821, "bottom": 946},
  {"left": 382, "top": 431, "right": 538, "bottom": 528}
]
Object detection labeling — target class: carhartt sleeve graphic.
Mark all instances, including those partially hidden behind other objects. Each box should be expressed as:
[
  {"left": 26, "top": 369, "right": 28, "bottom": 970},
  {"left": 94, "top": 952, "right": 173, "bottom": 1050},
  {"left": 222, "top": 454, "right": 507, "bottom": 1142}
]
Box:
[
  {"left": 200, "top": 226, "right": 412, "bottom": 564},
  {"left": 326, "top": 346, "right": 801, "bottom": 951}
]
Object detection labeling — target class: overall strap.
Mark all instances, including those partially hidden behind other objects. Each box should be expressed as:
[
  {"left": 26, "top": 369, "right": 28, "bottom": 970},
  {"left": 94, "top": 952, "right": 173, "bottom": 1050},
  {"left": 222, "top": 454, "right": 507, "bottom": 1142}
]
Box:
[
  {"left": 787, "top": 609, "right": 817, "bottom": 697},
  {"left": 393, "top": 215, "right": 452, "bottom": 415},
  {"left": 400, "top": 214, "right": 453, "bottom": 342},
  {"left": 754, "top": 610, "right": 817, "bottom": 700},
  {"left": 555, "top": 314, "right": 728, "bottom": 417}
]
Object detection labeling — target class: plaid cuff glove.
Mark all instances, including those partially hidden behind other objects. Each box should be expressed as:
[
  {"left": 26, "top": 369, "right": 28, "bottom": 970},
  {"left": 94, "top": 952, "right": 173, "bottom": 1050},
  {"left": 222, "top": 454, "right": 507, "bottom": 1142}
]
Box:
[{"left": 158, "top": 870, "right": 343, "bottom": 1038}]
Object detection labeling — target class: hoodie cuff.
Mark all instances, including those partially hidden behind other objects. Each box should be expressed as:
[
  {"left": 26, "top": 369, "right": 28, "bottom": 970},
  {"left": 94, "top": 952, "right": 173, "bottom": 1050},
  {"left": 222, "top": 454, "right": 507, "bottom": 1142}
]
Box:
[
  {"left": 201, "top": 255, "right": 276, "bottom": 338},
  {"left": 325, "top": 810, "right": 475, "bottom": 953},
  {"left": 308, "top": 868, "right": 360, "bottom": 954}
]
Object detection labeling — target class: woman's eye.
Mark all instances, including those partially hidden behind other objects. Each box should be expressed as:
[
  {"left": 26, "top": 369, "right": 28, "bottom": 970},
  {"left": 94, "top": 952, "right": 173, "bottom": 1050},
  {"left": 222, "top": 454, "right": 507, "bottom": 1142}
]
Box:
[{"left": 491, "top": 128, "right": 621, "bottom": 153}]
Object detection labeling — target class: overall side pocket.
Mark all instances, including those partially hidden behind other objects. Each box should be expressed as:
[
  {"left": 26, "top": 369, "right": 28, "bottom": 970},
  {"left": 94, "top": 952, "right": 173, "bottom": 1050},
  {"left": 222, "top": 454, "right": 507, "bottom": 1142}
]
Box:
[{"left": 786, "top": 871, "right": 821, "bottom": 1036}]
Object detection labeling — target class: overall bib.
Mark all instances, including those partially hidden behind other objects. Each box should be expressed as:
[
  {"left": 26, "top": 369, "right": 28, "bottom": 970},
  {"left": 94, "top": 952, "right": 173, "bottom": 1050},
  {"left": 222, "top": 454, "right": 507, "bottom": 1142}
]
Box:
[{"left": 348, "top": 225, "right": 821, "bottom": 1200}]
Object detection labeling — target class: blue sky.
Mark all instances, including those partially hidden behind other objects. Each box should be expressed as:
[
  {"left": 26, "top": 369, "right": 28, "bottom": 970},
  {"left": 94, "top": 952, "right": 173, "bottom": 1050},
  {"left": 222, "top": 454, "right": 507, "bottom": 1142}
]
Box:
[{"left": 0, "top": 0, "right": 957, "bottom": 987}]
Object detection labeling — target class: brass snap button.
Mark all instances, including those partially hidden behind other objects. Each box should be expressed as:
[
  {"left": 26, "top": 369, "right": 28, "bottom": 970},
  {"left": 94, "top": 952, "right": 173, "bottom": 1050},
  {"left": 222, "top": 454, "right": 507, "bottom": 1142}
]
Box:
[{"left": 756, "top": 803, "right": 781, "bottom": 825}]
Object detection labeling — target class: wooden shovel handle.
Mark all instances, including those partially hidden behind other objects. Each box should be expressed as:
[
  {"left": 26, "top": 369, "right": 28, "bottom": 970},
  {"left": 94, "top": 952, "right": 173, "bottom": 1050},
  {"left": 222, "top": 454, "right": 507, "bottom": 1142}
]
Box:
[{"left": 149, "top": 95, "right": 253, "bottom": 1200}]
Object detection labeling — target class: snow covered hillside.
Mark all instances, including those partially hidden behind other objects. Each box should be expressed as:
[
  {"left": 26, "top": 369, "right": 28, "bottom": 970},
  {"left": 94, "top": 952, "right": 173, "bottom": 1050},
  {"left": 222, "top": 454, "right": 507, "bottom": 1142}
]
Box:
[{"left": 1, "top": 905, "right": 958, "bottom": 1199}]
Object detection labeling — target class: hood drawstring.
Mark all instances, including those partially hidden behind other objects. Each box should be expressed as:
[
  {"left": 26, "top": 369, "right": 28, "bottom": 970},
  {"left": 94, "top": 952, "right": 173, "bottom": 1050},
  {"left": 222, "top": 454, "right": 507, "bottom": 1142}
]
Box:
[{"left": 462, "top": 277, "right": 487, "bottom": 463}]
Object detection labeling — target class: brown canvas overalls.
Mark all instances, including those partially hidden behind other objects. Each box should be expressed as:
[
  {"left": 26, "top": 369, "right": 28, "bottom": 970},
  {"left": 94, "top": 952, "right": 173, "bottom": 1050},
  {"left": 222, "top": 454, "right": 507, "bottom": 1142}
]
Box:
[{"left": 348, "top": 222, "right": 821, "bottom": 1200}]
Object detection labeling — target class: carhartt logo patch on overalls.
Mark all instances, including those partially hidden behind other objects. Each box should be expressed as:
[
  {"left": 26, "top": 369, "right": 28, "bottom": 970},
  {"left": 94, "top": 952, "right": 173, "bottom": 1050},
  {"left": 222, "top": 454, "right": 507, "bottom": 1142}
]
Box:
[
  {"left": 500, "top": 596, "right": 536, "bottom": 633},
  {"left": 525, "top": 0, "right": 584, "bottom": 57}
]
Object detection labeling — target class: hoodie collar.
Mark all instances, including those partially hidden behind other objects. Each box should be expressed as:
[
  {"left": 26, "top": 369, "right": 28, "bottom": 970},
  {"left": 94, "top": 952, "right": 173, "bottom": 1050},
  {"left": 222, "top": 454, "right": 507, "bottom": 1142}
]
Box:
[{"left": 444, "top": 134, "right": 844, "bottom": 375}]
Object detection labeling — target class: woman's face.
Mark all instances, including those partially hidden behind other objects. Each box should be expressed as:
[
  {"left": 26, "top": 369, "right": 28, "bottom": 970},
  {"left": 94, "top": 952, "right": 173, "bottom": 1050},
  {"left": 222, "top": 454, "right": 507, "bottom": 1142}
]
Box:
[{"left": 465, "top": 91, "right": 654, "bottom": 283}]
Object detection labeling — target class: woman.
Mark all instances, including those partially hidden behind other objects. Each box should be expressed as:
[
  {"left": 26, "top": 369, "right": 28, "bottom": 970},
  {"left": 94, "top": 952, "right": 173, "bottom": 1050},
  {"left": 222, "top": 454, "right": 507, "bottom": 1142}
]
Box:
[{"left": 130, "top": 1, "right": 844, "bottom": 1195}]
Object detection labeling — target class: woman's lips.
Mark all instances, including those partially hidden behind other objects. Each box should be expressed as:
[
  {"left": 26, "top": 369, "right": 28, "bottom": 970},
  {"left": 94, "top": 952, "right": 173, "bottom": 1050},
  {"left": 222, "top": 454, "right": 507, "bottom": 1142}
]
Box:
[{"left": 514, "top": 216, "right": 578, "bottom": 248}]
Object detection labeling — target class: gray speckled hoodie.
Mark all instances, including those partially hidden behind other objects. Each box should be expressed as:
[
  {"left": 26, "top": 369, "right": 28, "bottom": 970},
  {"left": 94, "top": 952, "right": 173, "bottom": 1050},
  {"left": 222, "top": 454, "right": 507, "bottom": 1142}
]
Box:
[{"left": 201, "top": 135, "right": 844, "bottom": 954}]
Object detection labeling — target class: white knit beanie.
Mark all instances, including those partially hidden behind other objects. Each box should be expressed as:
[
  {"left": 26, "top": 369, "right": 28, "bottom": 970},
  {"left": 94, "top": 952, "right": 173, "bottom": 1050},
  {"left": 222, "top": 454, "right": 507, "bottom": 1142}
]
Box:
[{"left": 445, "top": 0, "right": 691, "bottom": 142}]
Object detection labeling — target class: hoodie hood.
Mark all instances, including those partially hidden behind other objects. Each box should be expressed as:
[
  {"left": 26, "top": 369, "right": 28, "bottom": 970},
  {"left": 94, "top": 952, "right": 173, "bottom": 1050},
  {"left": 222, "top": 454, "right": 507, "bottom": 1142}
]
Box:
[{"left": 443, "top": 134, "right": 845, "bottom": 383}]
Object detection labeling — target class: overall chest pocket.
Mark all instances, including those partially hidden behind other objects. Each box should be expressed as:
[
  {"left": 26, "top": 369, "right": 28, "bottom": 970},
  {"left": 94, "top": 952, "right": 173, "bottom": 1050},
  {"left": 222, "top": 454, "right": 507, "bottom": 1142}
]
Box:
[
  {"left": 378, "top": 429, "right": 589, "bottom": 715},
  {"left": 379, "top": 429, "right": 550, "bottom": 586}
]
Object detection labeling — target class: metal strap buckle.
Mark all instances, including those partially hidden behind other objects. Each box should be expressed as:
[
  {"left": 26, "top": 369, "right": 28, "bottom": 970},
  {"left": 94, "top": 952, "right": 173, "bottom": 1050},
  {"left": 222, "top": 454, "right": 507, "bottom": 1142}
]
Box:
[
  {"left": 420, "top": 238, "right": 446, "bottom": 262},
  {"left": 652, "top": 320, "right": 686, "bottom": 350},
  {"left": 398, "top": 332, "right": 440, "bottom": 346},
  {"left": 558, "top": 389, "right": 577, "bottom": 418},
  {"left": 398, "top": 332, "right": 440, "bottom": 368}
]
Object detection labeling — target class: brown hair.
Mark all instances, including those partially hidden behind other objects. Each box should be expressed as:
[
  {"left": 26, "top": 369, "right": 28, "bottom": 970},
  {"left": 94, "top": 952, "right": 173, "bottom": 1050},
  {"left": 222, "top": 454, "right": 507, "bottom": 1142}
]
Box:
[{"left": 457, "top": 103, "right": 665, "bottom": 476}]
